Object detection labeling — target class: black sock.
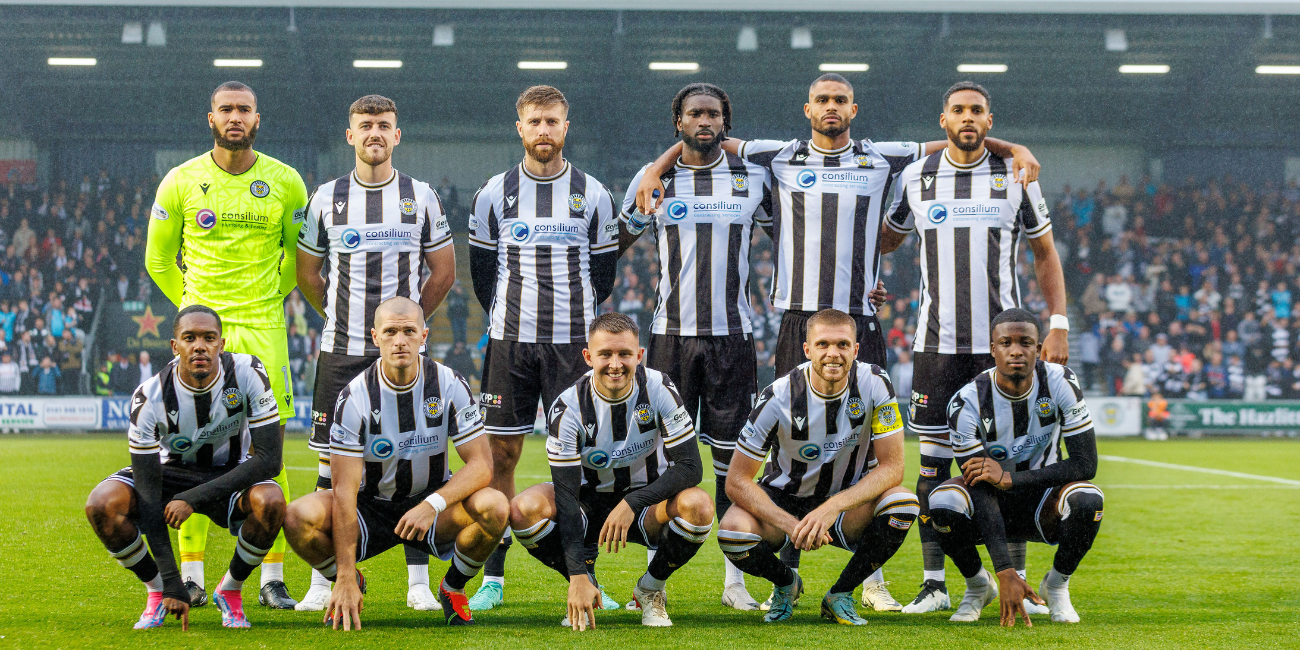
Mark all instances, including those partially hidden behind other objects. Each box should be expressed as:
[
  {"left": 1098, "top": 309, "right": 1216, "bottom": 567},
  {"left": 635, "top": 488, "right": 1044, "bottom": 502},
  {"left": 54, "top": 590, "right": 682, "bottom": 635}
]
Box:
[
  {"left": 484, "top": 535, "right": 511, "bottom": 578},
  {"left": 714, "top": 474, "right": 732, "bottom": 523},
  {"left": 404, "top": 543, "right": 430, "bottom": 567},
  {"left": 228, "top": 533, "right": 270, "bottom": 583},
  {"left": 726, "top": 540, "right": 794, "bottom": 587},
  {"left": 316, "top": 475, "right": 332, "bottom": 490},
  {"left": 931, "top": 507, "right": 983, "bottom": 578},
  {"left": 521, "top": 528, "right": 570, "bottom": 580},
  {"left": 830, "top": 510, "right": 916, "bottom": 594},
  {"left": 1053, "top": 488, "right": 1104, "bottom": 575},
  {"left": 443, "top": 547, "right": 485, "bottom": 591},
  {"left": 647, "top": 518, "right": 710, "bottom": 582},
  {"left": 130, "top": 554, "right": 161, "bottom": 584},
  {"left": 779, "top": 543, "right": 801, "bottom": 570},
  {"left": 917, "top": 455, "right": 952, "bottom": 572}
]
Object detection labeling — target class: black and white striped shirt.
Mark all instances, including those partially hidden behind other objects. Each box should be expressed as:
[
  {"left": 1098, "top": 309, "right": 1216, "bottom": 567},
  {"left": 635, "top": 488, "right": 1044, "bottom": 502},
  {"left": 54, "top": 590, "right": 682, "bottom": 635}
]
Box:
[
  {"left": 127, "top": 352, "right": 279, "bottom": 468},
  {"left": 298, "top": 170, "right": 451, "bottom": 356},
  {"left": 620, "top": 153, "right": 771, "bottom": 336},
  {"left": 737, "top": 360, "right": 903, "bottom": 500},
  {"left": 330, "top": 356, "right": 484, "bottom": 502},
  {"left": 738, "top": 138, "right": 920, "bottom": 315},
  {"left": 885, "top": 150, "right": 1051, "bottom": 355},
  {"left": 947, "top": 361, "right": 1092, "bottom": 468},
  {"left": 469, "top": 162, "right": 618, "bottom": 344},
  {"left": 546, "top": 366, "right": 695, "bottom": 494}
]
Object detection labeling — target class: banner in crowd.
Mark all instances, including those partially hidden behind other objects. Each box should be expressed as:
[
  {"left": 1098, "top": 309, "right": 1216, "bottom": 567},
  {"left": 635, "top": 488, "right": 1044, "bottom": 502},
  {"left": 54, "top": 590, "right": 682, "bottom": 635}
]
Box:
[
  {"left": 1087, "top": 396, "right": 1143, "bottom": 436},
  {"left": 100, "top": 299, "right": 178, "bottom": 363},
  {"left": 0, "top": 397, "right": 102, "bottom": 430},
  {"left": 1165, "top": 400, "right": 1300, "bottom": 432}
]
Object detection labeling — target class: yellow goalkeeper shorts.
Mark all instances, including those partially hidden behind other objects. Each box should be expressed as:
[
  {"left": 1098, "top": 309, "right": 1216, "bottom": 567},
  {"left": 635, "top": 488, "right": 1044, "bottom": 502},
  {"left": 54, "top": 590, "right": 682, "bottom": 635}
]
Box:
[{"left": 222, "top": 323, "right": 293, "bottom": 423}]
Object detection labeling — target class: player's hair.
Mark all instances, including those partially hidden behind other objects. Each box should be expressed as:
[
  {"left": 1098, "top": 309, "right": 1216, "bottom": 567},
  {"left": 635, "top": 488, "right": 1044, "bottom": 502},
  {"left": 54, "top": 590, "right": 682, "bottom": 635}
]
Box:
[
  {"left": 810, "top": 73, "right": 853, "bottom": 94},
  {"left": 806, "top": 308, "right": 857, "bottom": 340},
  {"left": 589, "top": 312, "right": 639, "bottom": 337},
  {"left": 516, "top": 85, "right": 569, "bottom": 115},
  {"left": 990, "top": 308, "right": 1041, "bottom": 338},
  {"left": 211, "top": 81, "right": 256, "bottom": 106},
  {"left": 174, "top": 304, "right": 222, "bottom": 335},
  {"left": 350, "top": 94, "right": 397, "bottom": 117},
  {"left": 671, "top": 83, "right": 732, "bottom": 138},
  {"left": 944, "top": 81, "right": 990, "bottom": 109},
  {"left": 375, "top": 296, "right": 424, "bottom": 323}
]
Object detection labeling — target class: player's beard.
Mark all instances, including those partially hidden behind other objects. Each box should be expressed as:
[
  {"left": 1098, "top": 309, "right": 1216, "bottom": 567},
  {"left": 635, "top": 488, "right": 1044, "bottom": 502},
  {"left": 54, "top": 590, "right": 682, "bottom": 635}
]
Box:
[
  {"left": 949, "top": 125, "right": 987, "bottom": 152},
  {"left": 525, "top": 136, "right": 564, "bottom": 164},
  {"left": 812, "top": 115, "right": 850, "bottom": 140},
  {"left": 682, "top": 130, "right": 721, "bottom": 158},
  {"left": 212, "top": 122, "right": 258, "bottom": 151},
  {"left": 357, "top": 139, "right": 392, "bottom": 166}
]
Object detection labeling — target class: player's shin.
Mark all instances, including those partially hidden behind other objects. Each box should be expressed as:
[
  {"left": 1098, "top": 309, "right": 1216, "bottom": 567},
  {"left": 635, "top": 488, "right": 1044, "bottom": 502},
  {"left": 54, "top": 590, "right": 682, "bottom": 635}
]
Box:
[
  {"left": 644, "top": 517, "right": 712, "bottom": 589},
  {"left": 1052, "top": 485, "right": 1104, "bottom": 579},
  {"left": 443, "top": 546, "right": 486, "bottom": 593},
  {"left": 179, "top": 515, "right": 211, "bottom": 589},
  {"left": 916, "top": 454, "right": 953, "bottom": 581},
  {"left": 718, "top": 531, "right": 795, "bottom": 587},
  {"left": 513, "top": 518, "right": 571, "bottom": 578},
  {"left": 830, "top": 493, "right": 919, "bottom": 594},
  {"left": 109, "top": 533, "right": 164, "bottom": 591},
  {"left": 928, "top": 489, "right": 984, "bottom": 579},
  {"left": 482, "top": 532, "right": 511, "bottom": 585},
  {"left": 406, "top": 544, "right": 431, "bottom": 585}
]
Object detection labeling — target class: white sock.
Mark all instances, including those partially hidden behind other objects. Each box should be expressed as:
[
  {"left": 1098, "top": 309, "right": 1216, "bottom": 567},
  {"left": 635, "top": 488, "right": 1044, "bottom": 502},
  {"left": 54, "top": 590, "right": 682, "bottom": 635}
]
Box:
[
  {"left": 965, "top": 569, "right": 990, "bottom": 590},
  {"left": 482, "top": 576, "right": 504, "bottom": 588},
  {"left": 866, "top": 568, "right": 885, "bottom": 584},
  {"left": 1045, "top": 568, "right": 1070, "bottom": 590},
  {"left": 260, "top": 562, "right": 283, "bottom": 586},
  {"left": 723, "top": 557, "right": 746, "bottom": 587},
  {"left": 408, "top": 564, "right": 430, "bottom": 588},
  {"left": 182, "top": 561, "right": 204, "bottom": 589},
  {"left": 1016, "top": 569, "right": 1027, "bottom": 580},
  {"left": 638, "top": 572, "right": 667, "bottom": 592},
  {"left": 310, "top": 568, "right": 331, "bottom": 589},
  {"left": 646, "top": 548, "right": 656, "bottom": 567},
  {"left": 145, "top": 573, "right": 164, "bottom": 593},
  {"left": 217, "top": 571, "right": 243, "bottom": 593},
  {"left": 923, "top": 569, "right": 945, "bottom": 583}
]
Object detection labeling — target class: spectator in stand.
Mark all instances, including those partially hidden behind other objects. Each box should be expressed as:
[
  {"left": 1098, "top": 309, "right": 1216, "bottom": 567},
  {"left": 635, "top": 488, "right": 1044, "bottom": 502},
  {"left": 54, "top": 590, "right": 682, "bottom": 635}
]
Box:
[
  {"left": 134, "top": 350, "right": 152, "bottom": 388},
  {"left": 33, "top": 356, "right": 59, "bottom": 395},
  {"left": 58, "top": 329, "right": 82, "bottom": 394},
  {"left": 0, "top": 353, "right": 19, "bottom": 394},
  {"left": 1077, "top": 327, "right": 1100, "bottom": 391},
  {"left": 1272, "top": 281, "right": 1292, "bottom": 320},
  {"left": 1122, "top": 352, "right": 1149, "bottom": 396},
  {"left": 13, "top": 330, "right": 36, "bottom": 394},
  {"left": 1205, "top": 351, "right": 1229, "bottom": 399},
  {"left": 445, "top": 281, "right": 469, "bottom": 344},
  {"left": 1105, "top": 274, "right": 1134, "bottom": 313},
  {"left": 440, "top": 340, "right": 478, "bottom": 384},
  {"left": 108, "top": 351, "right": 134, "bottom": 396}
]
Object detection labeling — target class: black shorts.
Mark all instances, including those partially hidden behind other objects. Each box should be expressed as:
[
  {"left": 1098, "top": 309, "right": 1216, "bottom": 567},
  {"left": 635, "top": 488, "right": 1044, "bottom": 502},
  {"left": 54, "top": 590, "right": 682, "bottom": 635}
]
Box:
[
  {"left": 930, "top": 480, "right": 1104, "bottom": 545},
  {"left": 577, "top": 490, "right": 656, "bottom": 549},
  {"left": 480, "top": 340, "right": 589, "bottom": 435},
  {"left": 646, "top": 333, "right": 756, "bottom": 448},
  {"left": 910, "top": 352, "right": 994, "bottom": 462},
  {"left": 355, "top": 493, "right": 457, "bottom": 562},
  {"left": 101, "top": 466, "right": 280, "bottom": 536},
  {"left": 759, "top": 484, "right": 858, "bottom": 552},
  {"left": 774, "top": 310, "right": 886, "bottom": 377},
  {"left": 310, "top": 351, "right": 380, "bottom": 452}
]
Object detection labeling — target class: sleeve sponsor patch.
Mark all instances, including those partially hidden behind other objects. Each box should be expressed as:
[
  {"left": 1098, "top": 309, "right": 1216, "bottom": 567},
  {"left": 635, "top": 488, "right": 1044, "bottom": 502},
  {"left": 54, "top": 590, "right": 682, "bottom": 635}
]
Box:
[
  {"left": 292, "top": 207, "right": 306, "bottom": 224},
  {"left": 602, "top": 220, "right": 618, "bottom": 237},
  {"left": 468, "top": 215, "right": 479, "bottom": 231},
  {"left": 151, "top": 203, "right": 169, "bottom": 221},
  {"left": 257, "top": 392, "right": 277, "bottom": 410},
  {"left": 545, "top": 436, "right": 564, "bottom": 454}
]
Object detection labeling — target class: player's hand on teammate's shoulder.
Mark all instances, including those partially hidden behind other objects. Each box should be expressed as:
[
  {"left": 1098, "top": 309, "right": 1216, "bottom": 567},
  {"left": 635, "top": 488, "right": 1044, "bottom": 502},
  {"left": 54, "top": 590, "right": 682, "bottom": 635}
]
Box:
[
  {"left": 868, "top": 280, "right": 888, "bottom": 310},
  {"left": 325, "top": 575, "right": 364, "bottom": 631},
  {"left": 394, "top": 501, "right": 437, "bottom": 542},
  {"left": 961, "top": 456, "right": 1013, "bottom": 490},
  {"left": 598, "top": 500, "right": 635, "bottom": 552},
  {"left": 995, "top": 567, "right": 1043, "bottom": 628},
  {"left": 163, "top": 597, "right": 189, "bottom": 631},
  {"left": 1009, "top": 145, "right": 1040, "bottom": 185},
  {"left": 163, "top": 500, "right": 195, "bottom": 529},
  {"left": 566, "top": 574, "right": 601, "bottom": 631}
]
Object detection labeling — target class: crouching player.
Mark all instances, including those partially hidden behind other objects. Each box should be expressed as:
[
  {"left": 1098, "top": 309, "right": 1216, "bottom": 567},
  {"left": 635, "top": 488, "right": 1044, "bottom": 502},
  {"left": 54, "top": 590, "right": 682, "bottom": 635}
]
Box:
[
  {"left": 283, "top": 297, "right": 508, "bottom": 628},
  {"left": 85, "top": 305, "right": 286, "bottom": 629},
  {"left": 510, "top": 313, "right": 712, "bottom": 630},
  {"left": 718, "top": 309, "right": 919, "bottom": 624},
  {"left": 930, "top": 308, "right": 1103, "bottom": 626}
]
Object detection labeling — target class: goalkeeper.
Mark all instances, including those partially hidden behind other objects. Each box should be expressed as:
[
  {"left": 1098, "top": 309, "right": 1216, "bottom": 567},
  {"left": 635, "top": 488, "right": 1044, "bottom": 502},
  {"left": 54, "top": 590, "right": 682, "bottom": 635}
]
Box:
[{"left": 145, "top": 81, "right": 308, "bottom": 610}]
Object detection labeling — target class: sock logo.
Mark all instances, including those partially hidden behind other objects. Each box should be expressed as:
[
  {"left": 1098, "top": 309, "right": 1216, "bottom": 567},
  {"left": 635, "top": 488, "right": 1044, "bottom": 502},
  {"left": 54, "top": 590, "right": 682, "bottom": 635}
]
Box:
[
  {"left": 1094, "top": 510, "right": 1104, "bottom": 521},
  {"left": 888, "top": 516, "right": 912, "bottom": 530}
]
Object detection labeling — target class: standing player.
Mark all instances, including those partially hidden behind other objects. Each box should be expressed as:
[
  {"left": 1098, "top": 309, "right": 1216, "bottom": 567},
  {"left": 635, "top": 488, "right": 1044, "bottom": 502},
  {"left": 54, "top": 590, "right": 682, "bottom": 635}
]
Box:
[
  {"left": 619, "top": 83, "right": 771, "bottom": 610},
  {"left": 930, "top": 309, "right": 1103, "bottom": 625},
  {"left": 509, "top": 313, "right": 711, "bottom": 629},
  {"left": 283, "top": 297, "right": 508, "bottom": 628},
  {"left": 718, "top": 309, "right": 920, "bottom": 624},
  {"left": 293, "top": 95, "right": 456, "bottom": 612},
  {"left": 85, "top": 306, "right": 286, "bottom": 629},
  {"left": 635, "top": 74, "right": 1039, "bottom": 607},
  {"left": 878, "top": 82, "right": 1069, "bottom": 613},
  {"left": 146, "top": 81, "right": 308, "bottom": 610},
  {"left": 466, "top": 85, "right": 619, "bottom": 611}
]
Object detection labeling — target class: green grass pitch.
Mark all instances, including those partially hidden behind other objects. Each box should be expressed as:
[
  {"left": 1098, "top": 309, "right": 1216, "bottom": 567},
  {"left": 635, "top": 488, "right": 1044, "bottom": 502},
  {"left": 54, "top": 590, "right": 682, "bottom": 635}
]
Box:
[{"left": 1, "top": 434, "right": 1297, "bottom": 649}]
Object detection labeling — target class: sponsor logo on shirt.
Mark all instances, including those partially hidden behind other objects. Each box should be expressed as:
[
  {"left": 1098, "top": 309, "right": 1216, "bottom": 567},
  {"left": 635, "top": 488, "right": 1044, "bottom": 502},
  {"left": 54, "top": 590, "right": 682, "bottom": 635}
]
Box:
[
  {"left": 509, "top": 222, "right": 530, "bottom": 242},
  {"left": 170, "top": 436, "right": 193, "bottom": 452},
  {"left": 665, "top": 200, "right": 689, "bottom": 220},
  {"left": 370, "top": 437, "right": 394, "bottom": 459},
  {"left": 341, "top": 229, "right": 362, "bottom": 249},
  {"left": 796, "top": 170, "right": 817, "bottom": 189},
  {"left": 928, "top": 202, "right": 1003, "bottom": 225},
  {"left": 398, "top": 431, "right": 442, "bottom": 452},
  {"left": 583, "top": 448, "right": 611, "bottom": 468},
  {"left": 928, "top": 204, "right": 948, "bottom": 224},
  {"left": 797, "top": 442, "right": 820, "bottom": 461},
  {"left": 196, "top": 208, "right": 217, "bottom": 230},
  {"left": 151, "top": 203, "right": 169, "bottom": 221}
]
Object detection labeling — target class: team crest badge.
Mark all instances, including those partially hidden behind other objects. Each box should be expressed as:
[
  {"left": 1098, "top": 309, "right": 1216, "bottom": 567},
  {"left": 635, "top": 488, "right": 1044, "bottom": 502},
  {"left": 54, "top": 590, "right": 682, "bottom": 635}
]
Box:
[
  {"left": 846, "top": 397, "right": 865, "bottom": 418},
  {"left": 222, "top": 388, "right": 242, "bottom": 409},
  {"left": 399, "top": 197, "right": 418, "bottom": 216},
  {"left": 731, "top": 174, "right": 749, "bottom": 192},
  {"left": 990, "top": 174, "right": 1008, "bottom": 191},
  {"left": 568, "top": 193, "right": 587, "bottom": 213},
  {"left": 424, "top": 396, "right": 442, "bottom": 419},
  {"left": 250, "top": 180, "right": 270, "bottom": 198},
  {"left": 877, "top": 404, "right": 898, "bottom": 427},
  {"left": 853, "top": 154, "right": 873, "bottom": 168},
  {"left": 1036, "top": 397, "right": 1055, "bottom": 418},
  {"left": 634, "top": 403, "right": 654, "bottom": 425}
]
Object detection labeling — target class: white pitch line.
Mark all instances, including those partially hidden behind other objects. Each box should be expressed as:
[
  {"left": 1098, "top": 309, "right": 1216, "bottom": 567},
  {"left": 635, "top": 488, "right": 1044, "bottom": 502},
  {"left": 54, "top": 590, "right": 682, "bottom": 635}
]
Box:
[
  {"left": 1100, "top": 455, "right": 1300, "bottom": 486},
  {"left": 1105, "top": 484, "right": 1300, "bottom": 489}
]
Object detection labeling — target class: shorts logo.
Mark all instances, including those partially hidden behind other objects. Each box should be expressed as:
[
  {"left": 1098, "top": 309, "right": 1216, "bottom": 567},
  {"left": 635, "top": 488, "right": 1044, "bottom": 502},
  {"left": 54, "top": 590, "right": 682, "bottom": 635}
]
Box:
[
  {"left": 665, "top": 200, "right": 689, "bottom": 220},
  {"left": 370, "top": 438, "right": 394, "bottom": 459},
  {"left": 853, "top": 154, "right": 874, "bottom": 168},
  {"left": 568, "top": 193, "right": 587, "bottom": 213},
  {"left": 888, "top": 516, "right": 912, "bottom": 530},
  {"left": 911, "top": 391, "right": 929, "bottom": 407},
  {"left": 927, "top": 203, "right": 948, "bottom": 224},
  {"left": 987, "top": 445, "right": 1009, "bottom": 461},
  {"left": 399, "top": 197, "right": 417, "bottom": 216},
  {"left": 731, "top": 174, "right": 749, "bottom": 191},
  {"left": 877, "top": 404, "right": 898, "bottom": 427},
  {"left": 1036, "top": 397, "right": 1055, "bottom": 418},
  {"left": 990, "top": 173, "right": 1008, "bottom": 191},
  {"left": 846, "top": 397, "right": 865, "bottom": 418},
  {"left": 633, "top": 403, "right": 654, "bottom": 425},
  {"left": 170, "top": 437, "right": 193, "bottom": 452},
  {"left": 796, "top": 170, "right": 817, "bottom": 189},
  {"left": 1094, "top": 510, "right": 1104, "bottom": 521},
  {"left": 250, "top": 180, "right": 270, "bottom": 198},
  {"left": 424, "top": 396, "right": 442, "bottom": 419},
  {"left": 583, "top": 448, "right": 611, "bottom": 469},
  {"left": 919, "top": 466, "right": 937, "bottom": 477},
  {"left": 196, "top": 208, "right": 217, "bottom": 229},
  {"left": 311, "top": 409, "right": 327, "bottom": 425},
  {"left": 479, "top": 393, "right": 502, "bottom": 408},
  {"left": 222, "top": 388, "right": 242, "bottom": 409},
  {"left": 341, "top": 228, "right": 362, "bottom": 249},
  {"left": 797, "top": 443, "right": 820, "bottom": 462},
  {"left": 510, "top": 222, "right": 530, "bottom": 242}
]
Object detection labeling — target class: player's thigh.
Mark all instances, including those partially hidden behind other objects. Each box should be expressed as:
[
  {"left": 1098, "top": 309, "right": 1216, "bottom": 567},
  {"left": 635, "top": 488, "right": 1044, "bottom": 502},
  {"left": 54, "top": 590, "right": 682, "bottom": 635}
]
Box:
[
  {"left": 286, "top": 489, "right": 335, "bottom": 534},
  {"left": 774, "top": 311, "right": 811, "bottom": 378},
  {"left": 646, "top": 334, "right": 700, "bottom": 408},
  {"left": 310, "top": 352, "right": 377, "bottom": 452},
  {"left": 854, "top": 314, "right": 888, "bottom": 368},
  {"left": 719, "top": 499, "right": 788, "bottom": 547},
  {"left": 640, "top": 487, "right": 713, "bottom": 538},
  {"left": 481, "top": 340, "right": 542, "bottom": 434},
  {"left": 1035, "top": 482, "right": 1104, "bottom": 543},
  {"left": 540, "top": 342, "right": 591, "bottom": 411},
  {"left": 224, "top": 324, "right": 293, "bottom": 422},
  {"left": 699, "top": 334, "right": 757, "bottom": 447}
]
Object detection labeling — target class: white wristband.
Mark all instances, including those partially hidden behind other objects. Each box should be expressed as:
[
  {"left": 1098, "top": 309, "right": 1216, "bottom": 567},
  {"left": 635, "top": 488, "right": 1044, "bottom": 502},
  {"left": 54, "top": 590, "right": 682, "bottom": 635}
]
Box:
[
  {"left": 1049, "top": 314, "right": 1070, "bottom": 332},
  {"left": 424, "top": 492, "right": 447, "bottom": 515}
]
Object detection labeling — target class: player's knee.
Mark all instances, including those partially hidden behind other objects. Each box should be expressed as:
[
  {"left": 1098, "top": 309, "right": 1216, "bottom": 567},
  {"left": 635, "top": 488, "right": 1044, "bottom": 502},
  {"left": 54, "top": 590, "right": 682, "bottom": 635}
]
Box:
[
  {"left": 1061, "top": 483, "right": 1104, "bottom": 521},
  {"left": 85, "top": 483, "right": 128, "bottom": 531},
  {"left": 927, "top": 483, "right": 972, "bottom": 532},
  {"left": 285, "top": 494, "right": 327, "bottom": 536},
  {"left": 471, "top": 488, "right": 511, "bottom": 534},
  {"left": 509, "top": 490, "right": 551, "bottom": 529},
  {"left": 248, "top": 485, "right": 287, "bottom": 526},
  {"left": 718, "top": 505, "right": 757, "bottom": 535},
  {"left": 674, "top": 488, "right": 715, "bottom": 526}
]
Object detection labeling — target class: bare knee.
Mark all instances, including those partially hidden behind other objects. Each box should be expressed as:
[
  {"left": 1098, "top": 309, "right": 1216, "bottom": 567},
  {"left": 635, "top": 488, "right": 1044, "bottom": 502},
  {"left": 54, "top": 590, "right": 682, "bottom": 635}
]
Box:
[
  {"left": 285, "top": 492, "right": 330, "bottom": 543},
  {"left": 673, "top": 488, "right": 715, "bottom": 526},
  {"left": 509, "top": 487, "right": 553, "bottom": 529},
  {"left": 469, "top": 488, "right": 510, "bottom": 535},
  {"left": 85, "top": 482, "right": 131, "bottom": 532},
  {"left": 247, "top": 484, "right": 287, "bottom": 527},
  {"left": 719, "top": 504, "right": 759, "bottom": 534}
]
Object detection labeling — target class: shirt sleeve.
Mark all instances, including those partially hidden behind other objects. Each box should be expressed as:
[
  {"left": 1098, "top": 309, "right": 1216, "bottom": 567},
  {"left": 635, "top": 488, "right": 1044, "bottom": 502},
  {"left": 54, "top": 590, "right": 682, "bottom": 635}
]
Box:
[
  {"left": 296, "top": 187, "right": 328, "bottom": 257},
  {"left": 126, "top": 386, "right": 160, "bottom": 455},
  {"left": 884, "top": 175, "right": 915, "bottom": 234},
  {"left": 446, "top": 370, "right": 485, "bottom": 446},
  {"left": 737, "top": 384, "right": 782, "bottom": 462},
  {"left": 948, "top": 388, "right": 985, "bottom": 458},
  {"left": 652, "top": 374, "right": 695, "bottom": 448},
  {"left": 1055, "top": 366, "right": 1093, "bottom": 437},
  {"left": 868, "top": 368, "right": 904, "bottom": 440},
  {"left": 736, "top": 139, "right": 789, "bottom": 169},
  {"left": 589, "top": 182, "right": 619, "bottom": 256},
  {"left": 1018, "top": 179, "right": 1052, "bottom": 239},
  {"left": 545, "top": 397, "right": 583, "bottom": 468},
  {"left": 329, "top": 383, "right": 366, "bottom": 458},
  {"left": 145, "top": 169, "right": 186, "bottom": 306},
  {"left": 278, "top": 169, "right": 309, "bottom": 297},
  {"left": 241, "top": 356, "right": 280, "bottom": 430},
  {"left": 875, "top": 141, "right": 922, "bottom": 176},
  {"left": 423, "top": 184, "right": 453, "bottom": 253},
  {"left": 754, "top": 170, "right": 774, "bottom": 230},
  {"left": 467, "top": 183, "right": 499, "bottom": 252}
]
